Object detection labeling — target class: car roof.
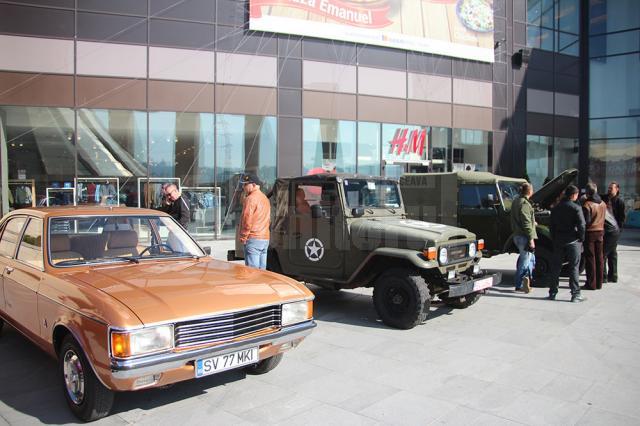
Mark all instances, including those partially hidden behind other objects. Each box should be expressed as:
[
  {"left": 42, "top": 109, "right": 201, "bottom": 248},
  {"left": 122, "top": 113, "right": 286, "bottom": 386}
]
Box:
[
  {"left": 403, "top": 171, "right": 526, "bottom": 184},
  {"left": 3, "top": 206, "right": 169, "bottom": 220},
  {"left": 280, "top": 173, "right": 397, "bottom": 183}
]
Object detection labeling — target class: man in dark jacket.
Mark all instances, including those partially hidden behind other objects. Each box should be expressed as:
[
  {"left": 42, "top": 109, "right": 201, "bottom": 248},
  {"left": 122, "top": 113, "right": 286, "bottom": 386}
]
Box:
[
  {"left": 602, "top": 181, "right": 625, "bottom": 282},
  {"left": 549, "top": 185, "right": 586, "bottom": 302},
  {"left": 603, "top": 209, "right": 620, "bottom": 283},
  {"left": 582, "top": 183, "right": 607, "bottom": 290},
  {"left": 159, "top": 184, "right": 191, "bottom": 229}
]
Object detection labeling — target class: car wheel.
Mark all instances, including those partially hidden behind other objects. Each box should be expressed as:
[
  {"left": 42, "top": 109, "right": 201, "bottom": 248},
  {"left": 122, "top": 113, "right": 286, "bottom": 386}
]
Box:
[
  {"left": 533, "top": 246, "right": 553, "bottom": 287},
  {"left": 59, "top": 335, "right": 114, "bottom": 422},
  {"left": 244, "top": 353, "right": 283, "bottom": 375},
  {"left": 440, "top": 291, "right": 481, "bottom": 309},
  {"left": 373, "top": 268, "right": 430, "bottom": 329}
]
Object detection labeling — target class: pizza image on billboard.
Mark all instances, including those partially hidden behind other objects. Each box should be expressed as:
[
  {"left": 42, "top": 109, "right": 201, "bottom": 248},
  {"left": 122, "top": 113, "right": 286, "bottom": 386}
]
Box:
[{"left": 249, "top": 0, "right": 494, "bottom": 62}]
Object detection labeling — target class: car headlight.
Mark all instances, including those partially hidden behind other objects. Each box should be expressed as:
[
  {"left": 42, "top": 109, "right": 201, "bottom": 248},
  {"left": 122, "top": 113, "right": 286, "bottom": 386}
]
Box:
[
  {"left": 469, "top": 242, "right": 477, "bottom": 258},
  {"left": 110, "top": 325, "right": 174, "bottom": 358},
  {"left": 438, "top": 247, "right": 448, "bottom": 265},
  {"left": 282, "top": 300, "right": 313, "bottom": 326}
]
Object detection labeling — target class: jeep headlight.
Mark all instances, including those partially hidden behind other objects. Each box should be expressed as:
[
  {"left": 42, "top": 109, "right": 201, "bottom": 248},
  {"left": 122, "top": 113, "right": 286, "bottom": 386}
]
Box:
[
  {"left": 469, "top": 242, "right": 477, "bottom": 258},
  {"left": 438, "top": 247, "right": 448, "bottom": 265},
  {"left": 282, "top": 300, "right": 313, "bottom": 326},
  {"left": 110, "top": 325, "right": 174, "bottom": 359}
]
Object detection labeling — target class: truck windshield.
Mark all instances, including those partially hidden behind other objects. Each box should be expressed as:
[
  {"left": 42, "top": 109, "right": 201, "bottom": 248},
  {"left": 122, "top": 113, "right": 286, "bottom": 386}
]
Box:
[
  {"left": 343, "top": 179, "right": 401, "bottom": 209},
  {"left": 499, "top": 182, "right": 522, "bottom": 211}
]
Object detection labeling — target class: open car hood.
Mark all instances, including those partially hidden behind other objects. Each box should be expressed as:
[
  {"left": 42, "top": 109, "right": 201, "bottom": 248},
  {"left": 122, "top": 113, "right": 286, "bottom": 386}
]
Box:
[{"left": 530, "top": 169, "right": 578, "bottom": 210}]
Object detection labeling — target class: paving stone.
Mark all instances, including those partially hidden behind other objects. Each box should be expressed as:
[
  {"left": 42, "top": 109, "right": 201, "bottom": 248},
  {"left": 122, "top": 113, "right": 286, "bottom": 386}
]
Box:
[
  {"left": 358, "top": 391, "right": 457, "bottom": 425},
  {"left": 286, "top": 404, "right": 379, "bottom": 425},
  {"left": 577, "top": 407, "right": 640, "bottom": 425}
]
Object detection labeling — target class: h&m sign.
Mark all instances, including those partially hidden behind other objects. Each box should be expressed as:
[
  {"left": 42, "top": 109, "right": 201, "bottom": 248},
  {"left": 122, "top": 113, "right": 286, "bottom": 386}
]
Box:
[{"left": 388, "top": 128, "right": 428, "bottom": 157}]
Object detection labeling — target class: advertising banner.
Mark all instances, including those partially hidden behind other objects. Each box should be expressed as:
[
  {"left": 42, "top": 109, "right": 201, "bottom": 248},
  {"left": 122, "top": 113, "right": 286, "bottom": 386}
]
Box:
[{"left": 249, "top": 0, "right": 494, "bottom": 62}]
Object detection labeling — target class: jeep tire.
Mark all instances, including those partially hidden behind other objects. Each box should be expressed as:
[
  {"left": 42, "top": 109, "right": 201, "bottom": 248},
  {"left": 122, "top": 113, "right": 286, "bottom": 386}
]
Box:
[
  {"left": 440, "top": 291, "right": 481, "bottom": 309},
  {"left": 245, "top": 353, "right": 283, "bottom": 375},
  {"left": 373, "top": 268, "right": 430, "bottom": 329}
]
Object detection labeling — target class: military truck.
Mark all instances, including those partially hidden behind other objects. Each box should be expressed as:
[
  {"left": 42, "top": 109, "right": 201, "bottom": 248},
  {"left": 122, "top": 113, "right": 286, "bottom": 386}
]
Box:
[
  {"left": 229, "top": 174, "right": 501, "bottom": 329},
  {"left": 400, "top": 169, "right": 578, "bottom": 284}
]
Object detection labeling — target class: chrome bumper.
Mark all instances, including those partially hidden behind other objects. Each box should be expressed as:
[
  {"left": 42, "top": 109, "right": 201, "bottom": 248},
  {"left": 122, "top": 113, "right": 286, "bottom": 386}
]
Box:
[{"left": 110, "top": 321, "right": 316, "bottom": 379}]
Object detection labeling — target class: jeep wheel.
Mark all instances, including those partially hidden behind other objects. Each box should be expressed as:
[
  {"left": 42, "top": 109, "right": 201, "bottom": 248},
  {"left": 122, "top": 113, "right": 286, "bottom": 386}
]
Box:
[
  {"left": 533, "top": 246, "right": 553, "bottom": 287},
  {"left": 59, "top": 335, "right": 114, "bottom": 422},
  {"left": 373, "top": 268, "right": 430, "bottom": 329},
  {"left": 440, "top": 291, "right": 481, "bottom": 309},
  {"left": 245, "top": 353, "right": 283, "bottom": 375}
]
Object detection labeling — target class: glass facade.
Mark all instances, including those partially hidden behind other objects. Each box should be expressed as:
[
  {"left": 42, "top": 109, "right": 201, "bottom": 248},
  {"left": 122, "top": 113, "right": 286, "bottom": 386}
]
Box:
[
  {"left": 527, "top": 0, "right": 580, "bottom": 55},
  {"left": 303, "top": 118, "right": 356, "bottom": 175},
  {"left": 525, "top": 134, "right": 551, "bottom": 190},
  {"left": 589, "top": 0, "right": 640, "bottom": 213},
  {"left": 452, "top": 129, "right": 492, "bottom": 172}
]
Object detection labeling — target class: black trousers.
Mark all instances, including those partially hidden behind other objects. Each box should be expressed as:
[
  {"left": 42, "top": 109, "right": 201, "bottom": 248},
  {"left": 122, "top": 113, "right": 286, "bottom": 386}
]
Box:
[
  {"left": 550, "top": 241, "right": 581, "bottom": 296},
  {"left": 604, "top": 231, "right": 620, "bottom": 280},
  {"left": 584, "top": 231, "right": 605, "bottom": 290}
]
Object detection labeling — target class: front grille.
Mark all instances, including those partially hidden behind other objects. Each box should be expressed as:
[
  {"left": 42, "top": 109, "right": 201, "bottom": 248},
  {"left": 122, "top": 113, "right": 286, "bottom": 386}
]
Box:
[
  {"left": 447, "top": 243, "right": 469, "bottom": 263},
  {"left": 174, "top": 306, "right": 281, "bottom": 349}
]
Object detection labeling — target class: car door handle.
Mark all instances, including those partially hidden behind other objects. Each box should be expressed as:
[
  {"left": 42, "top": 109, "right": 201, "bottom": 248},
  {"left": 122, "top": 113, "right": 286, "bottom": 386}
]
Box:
[{"left": 5, "top": 266, "right": 14, "bottom": 274}]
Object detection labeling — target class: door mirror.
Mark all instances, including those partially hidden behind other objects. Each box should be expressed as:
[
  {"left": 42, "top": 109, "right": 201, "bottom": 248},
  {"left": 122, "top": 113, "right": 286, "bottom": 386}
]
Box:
[
  {"left": 351, "top": 207, "right": 365, "bottom": 217},
  {"left": 202, "top": 246, "right": 212, "bottom": 255},
  {"left": 311, "top": 204, "right": 323, "bottom": 219}
]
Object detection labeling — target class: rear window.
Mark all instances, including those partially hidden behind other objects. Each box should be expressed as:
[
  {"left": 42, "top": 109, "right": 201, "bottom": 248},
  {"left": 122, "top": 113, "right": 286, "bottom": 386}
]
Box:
[
  {"left": 0, "top": 217, "right": 27, "bottom": 258},
  {"left": 17, "top": 218, "right": 43, "bottom": 269},
  {"left": 459, "top": 185, "right": 498, "bottom": 209}
]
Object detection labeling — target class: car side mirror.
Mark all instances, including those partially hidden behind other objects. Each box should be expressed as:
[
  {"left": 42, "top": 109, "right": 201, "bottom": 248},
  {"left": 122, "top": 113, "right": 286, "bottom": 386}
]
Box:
[
  {"left": 202, "top": 246, "right": 212, "bottom": 255},
  {"left": 351, "top": 207, "right": 365, "bottom": 217},
  {"left": 311, "top": 204, "right": 323, "bottom": 219}
]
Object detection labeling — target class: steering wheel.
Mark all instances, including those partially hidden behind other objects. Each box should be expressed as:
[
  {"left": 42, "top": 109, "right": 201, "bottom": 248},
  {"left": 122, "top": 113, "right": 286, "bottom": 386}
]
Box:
[{"left": 140, "top": 243, "right": 175, "bottom": 256}]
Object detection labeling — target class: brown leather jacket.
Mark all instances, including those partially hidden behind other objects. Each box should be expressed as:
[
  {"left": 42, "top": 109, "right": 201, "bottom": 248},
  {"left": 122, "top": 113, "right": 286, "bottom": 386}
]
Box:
[
  {"left": 239, "top": 189, "right": 271, "bottom": 243},
  {"left": 583, "top": 195, "right": 607, "bottom": 232}
]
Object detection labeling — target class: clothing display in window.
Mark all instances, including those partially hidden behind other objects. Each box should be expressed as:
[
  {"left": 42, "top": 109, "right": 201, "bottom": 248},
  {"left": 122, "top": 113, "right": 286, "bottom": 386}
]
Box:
[
  {"left": 182, "top": 188, "right": 220, "bottom": 237},
  {"left": 77, "top": 180, "right": 119, "bottom": 205},
  {"left": 8, "top": 180, "right": 36, "bottom": 209}
]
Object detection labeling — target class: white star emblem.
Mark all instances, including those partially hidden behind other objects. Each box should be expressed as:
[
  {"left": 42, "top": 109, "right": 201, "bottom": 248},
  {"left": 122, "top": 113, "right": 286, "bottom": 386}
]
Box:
[{"left": 304, "top": 238, "right": 324, "bottom": 262}]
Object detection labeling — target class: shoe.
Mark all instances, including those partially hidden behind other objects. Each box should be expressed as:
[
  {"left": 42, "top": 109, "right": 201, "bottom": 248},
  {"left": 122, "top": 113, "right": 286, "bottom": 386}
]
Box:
[
  {"left": 522, "top": 277, "right": 531, "bottom": 294},
  {"left": 547, "top": 294, "right": 556, "bottom": 301},
  {"left": 603, "top": 277, "right": 608, "bottom": 283},
  {"left": 609, "top": 277, "right": 618, "bottom": 283},
  {"left": 581, "top": 285, "right": 595, "bottom": 291},
  {"left": 571, "top": 295, "right": 586, "bottom": 303},
  {"left": 515, "top": 287, "right": 526, "bottom": 293}
]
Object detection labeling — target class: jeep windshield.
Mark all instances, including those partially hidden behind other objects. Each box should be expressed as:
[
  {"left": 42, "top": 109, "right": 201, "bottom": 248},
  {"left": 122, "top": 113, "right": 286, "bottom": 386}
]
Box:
[
  {"left": 343, "top": 179, "right": 401, "bottom": 209},
  {"left": 49, "top": 215, "right": 205, "bottom": 267},
  {"left": 498, "top": 181, "right": 522, "bottom": 211}
]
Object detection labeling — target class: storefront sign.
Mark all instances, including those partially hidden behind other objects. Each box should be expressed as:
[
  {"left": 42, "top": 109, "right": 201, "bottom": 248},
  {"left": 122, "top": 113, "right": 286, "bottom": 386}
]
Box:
[{"left": 388, "top": 128, "right": 427, "bottom": 158}]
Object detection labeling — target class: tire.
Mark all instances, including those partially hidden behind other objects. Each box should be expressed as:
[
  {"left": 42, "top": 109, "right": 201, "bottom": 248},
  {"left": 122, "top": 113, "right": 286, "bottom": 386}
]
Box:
[
  {"left": 440, "top": 291, "right": 481, "bottom": 309},
  {"left": 244, "top": 353, "right": 283, "bottom": 375},
  {"left": 59, "top": 335, "right": 114, "bottom": 422},
  {"left": 533, "top": 246, "right": 553, "bottom": 287},
  {"left": 373, "top": 268, "right": 430, "bottom": 329}
]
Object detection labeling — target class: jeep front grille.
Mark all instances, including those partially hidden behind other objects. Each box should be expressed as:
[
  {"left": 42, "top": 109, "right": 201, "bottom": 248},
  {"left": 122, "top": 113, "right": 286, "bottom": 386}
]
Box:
[
  {"left": 447, "top": 243, "right": 469, "bottom": 263},
  {"left": 174, "top": 306, "right": 281, "bottom": 349}
]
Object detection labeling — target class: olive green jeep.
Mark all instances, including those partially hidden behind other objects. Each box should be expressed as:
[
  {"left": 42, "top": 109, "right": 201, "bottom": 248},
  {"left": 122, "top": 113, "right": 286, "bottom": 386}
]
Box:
[
  {"left": 400, "top": 169, "right": 579, "bottom": 284},
  {"left": 230, "top": 174, "right": 501, "bottom": 329}
]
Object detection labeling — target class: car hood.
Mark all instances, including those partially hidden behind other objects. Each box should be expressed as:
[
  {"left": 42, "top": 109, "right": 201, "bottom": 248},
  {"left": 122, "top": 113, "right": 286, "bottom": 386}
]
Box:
[
  {"left": 350, "top": 217, "right": 474, "bottom": 251},
  {"left": 530, "top": 169, "right": 578, "bottom": 210},
  {"left": 62, "top": 258, "right": 311, "bottom": 325}
]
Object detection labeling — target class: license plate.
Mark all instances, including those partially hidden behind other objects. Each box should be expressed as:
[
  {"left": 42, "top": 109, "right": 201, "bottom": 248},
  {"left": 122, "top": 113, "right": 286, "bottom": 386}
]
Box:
[
  {"left": 473, "top": 277, "right": 493, "bottom": 291},
  {"left": 195, "top": 347, "right": 258, "bottom": 378}
]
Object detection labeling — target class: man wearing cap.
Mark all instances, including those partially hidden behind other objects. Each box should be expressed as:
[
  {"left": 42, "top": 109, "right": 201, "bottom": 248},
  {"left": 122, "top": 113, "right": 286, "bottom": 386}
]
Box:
[
  {"left": 548, "top": 185, "right": 586, "bottom": 302},
  {"left": 239, "top": 173, "right": 271, "bottom": 269}
]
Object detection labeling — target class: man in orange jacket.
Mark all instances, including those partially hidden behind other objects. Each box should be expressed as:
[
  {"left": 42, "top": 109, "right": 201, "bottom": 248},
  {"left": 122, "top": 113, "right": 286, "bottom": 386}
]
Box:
[{"left": 239, "top": 173, "right": 271, "bottom": 269}]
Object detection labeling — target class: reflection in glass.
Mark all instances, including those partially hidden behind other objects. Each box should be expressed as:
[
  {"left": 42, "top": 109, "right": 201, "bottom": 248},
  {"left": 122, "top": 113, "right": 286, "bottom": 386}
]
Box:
[
  {"left": 303, "top": 118, "right": 356, "bottom": 175},
  {"left": 554, "top": 137, "right": 578, "bottom": 177},
  {"left": 526, "top": 134, "right": 551, "bottom": 189},
  {"left": 430, "top": 127, "right": 451, "bottom": 172},
  {"left": 452, "top": 129, "right": 492, "bottom": 172},
  {"left": 357, "top": 122, "right": 381, "bottom": 176},
  {"left": 588, "top": 138, "right": 640, "bottom": 210},
  {"left": 590, "top": 54, "right": 640, "bottom": 119},
  {"left": 1, "top": 106, "right": 75, "bottom": 209},
  {"left": 381, "top": 123, "right": 425, "bottom": 178},
  {"left": 77, "top": 109, "right": 147, "bottom": 207},
  {"left": 216, "top": 114, "right": 276, "bottom": 236}
]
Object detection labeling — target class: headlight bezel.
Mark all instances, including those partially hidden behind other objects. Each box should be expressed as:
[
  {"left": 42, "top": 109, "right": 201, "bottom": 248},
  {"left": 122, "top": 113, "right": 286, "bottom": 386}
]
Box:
[
  {"left": 438, "top": 247, "right": 448, "bottom": 265},
  {"left": 110, "top": 325, "right": 175, "bottom": 359},
  {"left": 281, "top": 300, "right": 313, "bottom": 327}
]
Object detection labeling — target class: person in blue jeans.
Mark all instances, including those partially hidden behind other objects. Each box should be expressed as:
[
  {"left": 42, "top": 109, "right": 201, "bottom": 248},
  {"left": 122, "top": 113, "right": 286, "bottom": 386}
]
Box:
[
  {"left": 239, "top": 173, "right": 271, "bottom": 269},
  {"left": 510, "top": 182, "right": 537, "bottom": 293}
]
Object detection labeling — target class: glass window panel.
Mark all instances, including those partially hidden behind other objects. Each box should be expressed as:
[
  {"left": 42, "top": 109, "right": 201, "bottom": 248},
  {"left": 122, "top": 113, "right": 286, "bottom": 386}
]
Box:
[
  {"left": 77, "top": 109, "right": 148, "bottom": 207},
  {"left": 557, "top": 31, "right": 579, "bottom": 55},
  {"left": 0, "top": 217, "right": 27, "bottom": 258},
  {"left": 0, "top": 4, "right": 74, "bottom": 38},
  {"left": 17, "top": 218, "right": 43, "bottom": 269},
  {"left": 77, "top": 12, "right": 147, "bottom": 44},
  {"left": 452, "top": 129, "right": 491, "bottom": 172},
  {"left": 430, "top": 127, "right": 451, "bottom": 172},
  {"left": 590, "top": 116, "right": 640, "bottom": 140},
  {"left": 78, "top": 0, "right": 148, "bottom": 15},
  {"left": 303, "top": 119, "right": 356, "bottom": 175},
  {"left": 459, "top": 185, "right": 499, "bottom": 209},
  {"left": 526, "top": 134, "right": 551, "bottom": 190},
  {"left": 589, "top": 30, "right": 640, "bottom": 58},
  {"left": 541, "top": 0, "right": 555, "bottom": 28},
  {"left": 590, "top": 0, "right": 640, "bottom": 35},
  {"left": 150, "top": 0, "right": 215, "bottom": 22},
  {"left": 1, "top": 107, "right": 75, "bottom": 208},
  {"left": 553, "top": 137, "right": 579, "bottom": 177},
  {"left": 590, "top": 54, "right": 640, "bottom": 119},
  {"left": 588, "top": 138, "right": 640, "bottom": 211},
  {"left": 149, "top": 19, "right": 215, "bottom": 50},
  {"left": 556, "top": 0, "right": 579, "bottom": 34},
  {"left": 357, "top": 122, "right": 381, "bottom": 176},
  {"left": 216, "top": 115, "right": 276, "bottom": 236},
  {"left": 527, "top": 0, "right": 543, "bottom": 25}
]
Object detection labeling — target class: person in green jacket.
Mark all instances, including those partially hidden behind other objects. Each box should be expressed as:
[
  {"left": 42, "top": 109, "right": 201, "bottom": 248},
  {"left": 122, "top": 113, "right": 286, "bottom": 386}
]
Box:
[{"left": 510, "top": 182, "right": 538, "bottom": 293}]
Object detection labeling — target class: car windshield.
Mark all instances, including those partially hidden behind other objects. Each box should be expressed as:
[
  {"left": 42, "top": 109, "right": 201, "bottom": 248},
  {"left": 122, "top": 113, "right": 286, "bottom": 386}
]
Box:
[
  {"left": 499, "top": 181, "right": 522, "bottom": 211},
  {"left": 343, "top": 179, "right": 401, "bottom": 209},
  {"left": 49, "top": 215, "right": 204, "bottom": 267}
]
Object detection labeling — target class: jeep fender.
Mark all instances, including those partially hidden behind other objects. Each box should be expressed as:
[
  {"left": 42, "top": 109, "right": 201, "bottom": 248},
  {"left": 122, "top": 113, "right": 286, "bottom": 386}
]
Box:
[{"left": 347, "top": 247, "right": 439, "bottom": 284}]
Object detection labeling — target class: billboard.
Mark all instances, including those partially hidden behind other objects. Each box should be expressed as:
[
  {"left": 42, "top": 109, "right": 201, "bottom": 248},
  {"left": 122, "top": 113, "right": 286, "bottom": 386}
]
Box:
[{"left": 249, "top": 0, "right": 494, "bottom": 62}]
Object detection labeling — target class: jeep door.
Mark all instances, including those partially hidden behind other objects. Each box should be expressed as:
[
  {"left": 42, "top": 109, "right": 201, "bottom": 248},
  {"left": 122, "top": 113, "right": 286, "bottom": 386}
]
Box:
[
  {"left": 458, "top": 184, "right": 501, "bottom": 253},
  {"left": 287, "top": 182, "right": 344, "bottom": 278}
]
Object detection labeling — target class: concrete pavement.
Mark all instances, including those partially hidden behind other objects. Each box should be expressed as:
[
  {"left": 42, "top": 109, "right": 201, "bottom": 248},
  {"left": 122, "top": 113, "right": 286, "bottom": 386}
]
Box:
[{"left": 1, "top": 231, "right": 639, "bottom": 425}]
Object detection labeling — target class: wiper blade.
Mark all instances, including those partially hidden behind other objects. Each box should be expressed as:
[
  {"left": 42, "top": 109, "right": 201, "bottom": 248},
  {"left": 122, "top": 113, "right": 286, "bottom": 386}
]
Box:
[{"left": 112, "top": 256, "right": 140, "bottom": 264}]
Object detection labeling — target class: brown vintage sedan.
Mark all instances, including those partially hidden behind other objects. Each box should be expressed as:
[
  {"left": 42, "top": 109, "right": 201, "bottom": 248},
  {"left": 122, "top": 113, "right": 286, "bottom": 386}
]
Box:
[{"left": 0, "top": 207, "right": 315, "bottom": 421}]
